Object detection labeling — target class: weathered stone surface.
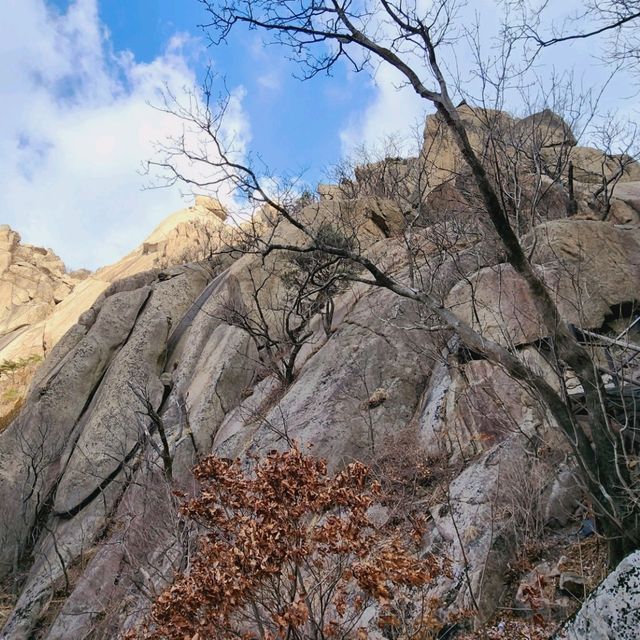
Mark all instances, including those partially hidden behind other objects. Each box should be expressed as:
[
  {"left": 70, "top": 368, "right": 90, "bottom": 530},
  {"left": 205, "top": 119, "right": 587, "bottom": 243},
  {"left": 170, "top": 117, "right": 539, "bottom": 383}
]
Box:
[
  {"left": 567, "top": 147, "right": 640, "bottom": 185},
  {"left": 317, "top": 183, "right": 347, "bottom": 200},
  {"left": 0, "top": 286, "right": 152, "bottom": 578},
  {"left": 517, "top": 109, "right": 577, "bottom": 148},
  {"left": 308, "top": 196, "right": 406, "bottom": 241},
  {"left": 53, "top": 268, "right": 208, "bottom": 515},
  {"left": 421, "top": 106, "right": 575, "bottom": 195},
  {"left": 353, "top": 157, "right": 423, "bottom": 205},
  {"left": 3, "top": 108, "right": 640, "bottom": 639},
  {"left": 544, "top": 467, "right": 582, "bottom": 527},
  {"left": 610, "top": 180, "right": 640, "bottom": 226},
  {"left": 0, "top": 198, "right": 228, "bottom": 366},
  {"left": 447, "top": 220, "right": 640, "bottom": 346},
  {"left": 0, "top": 225, "right": 84, "bottom": 339},
  {"left": 426, "top": 438, "right": 524, "bottom": 617},
  {"left": 555, "top": 551, "right": 640, "bottom": 639},
  {"left": 18, "top": 269, "right": 258, "bottom": 639},
  {"left": 214, "top": 283, "right": 433, "bottom": 465},
  {"left": 0, "top": 479, "right": 124, "bottom": 639},
  {"left": 607, "top": 197, "right": 640, "bottom": 226},
  {"left": 421, "top": 105, "right": 517, "bottom": 190},
  {"left": 0, "top": 267, "right": 211, "bottom": 637},
  {"left": 435, "top": 358, "right": 550, "bottom": 460}
]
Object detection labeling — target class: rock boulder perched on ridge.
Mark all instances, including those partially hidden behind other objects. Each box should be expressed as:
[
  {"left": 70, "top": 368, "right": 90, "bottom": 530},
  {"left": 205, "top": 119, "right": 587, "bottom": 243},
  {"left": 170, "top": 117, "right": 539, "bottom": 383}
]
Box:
[{"left": 446, "top": 220, "right": 640, "bottom": 346}]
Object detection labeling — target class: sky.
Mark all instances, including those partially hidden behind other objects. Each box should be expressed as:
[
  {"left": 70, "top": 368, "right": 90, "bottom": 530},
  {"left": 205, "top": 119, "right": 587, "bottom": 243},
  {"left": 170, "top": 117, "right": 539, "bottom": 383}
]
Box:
[{"left": 0, "top": 0, "right": 637, "bottom": 269}]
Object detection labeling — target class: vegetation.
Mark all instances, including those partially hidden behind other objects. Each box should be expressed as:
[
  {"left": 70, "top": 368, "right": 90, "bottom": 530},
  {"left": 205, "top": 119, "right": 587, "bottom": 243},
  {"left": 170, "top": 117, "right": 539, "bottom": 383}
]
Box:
[
  {"left": 128, "top": 447, "right": 445, "bottom": 639},
  {"left": 147, "top": 0, "right": 640, "bottom": 566},
  {"left": 0, "top": 355, "right": 42, "bottom": 381},
  {"left": 222, "top": 223, "right": 357, "bottom": 384}
]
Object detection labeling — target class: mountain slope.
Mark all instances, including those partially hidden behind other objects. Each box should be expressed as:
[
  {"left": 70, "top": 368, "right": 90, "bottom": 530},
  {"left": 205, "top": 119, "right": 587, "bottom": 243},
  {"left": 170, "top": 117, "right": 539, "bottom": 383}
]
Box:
[{"left": 1, "top": 108, "right": 639, "bottom": 639}]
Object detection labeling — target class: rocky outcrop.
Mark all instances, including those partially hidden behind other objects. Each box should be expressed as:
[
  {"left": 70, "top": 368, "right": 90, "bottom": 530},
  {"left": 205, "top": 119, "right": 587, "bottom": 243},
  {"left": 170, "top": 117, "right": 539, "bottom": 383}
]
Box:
[
  {"left": 0, "top": 197, "right": 227, "bottom": 366},
  {"left": 609, "top": 180, "right": 640, "bottom": 226},
  {"left": 446, "top": 220, "right": 640, "bottom": 346},
  {"left": 555, "top": 551, "right": 640, "bottom": 639},
  {"left": 95, "top": 195, "right": 226, "bottom": 283},
  {"left": 543, "top": 146, "right": 640, "bottom": 186},
  {"left": 0, "top": 264, "right": 214, "bottom": 636},
  {"left": 420, "top": 105, "right": 640, "bottom": 231},
  {"left": 421, "top": 105, "right": 516, "bottom": 190},
  {"left": 0, "top": 226, "right": 86, "bottom": 339},
  {"left": 2, "top": 108, "right": 640, "bottom": 638}
]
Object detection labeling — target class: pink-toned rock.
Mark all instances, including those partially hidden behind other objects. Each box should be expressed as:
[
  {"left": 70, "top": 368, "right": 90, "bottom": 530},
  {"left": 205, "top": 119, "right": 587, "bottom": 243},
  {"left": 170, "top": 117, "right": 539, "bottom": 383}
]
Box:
[{"left": 447, "top": 220, "right": 640, "bottom": 346}]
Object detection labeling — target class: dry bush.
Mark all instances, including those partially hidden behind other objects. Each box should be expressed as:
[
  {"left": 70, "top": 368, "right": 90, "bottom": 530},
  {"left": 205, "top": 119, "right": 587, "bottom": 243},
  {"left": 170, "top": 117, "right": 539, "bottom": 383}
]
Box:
[
  {"left": 495, "top": 455, "right": 554, "bottom": 566},
  {"left": 127, "top": 446, "right": 448, "bottom": 640},
  {"left": 0, "top": 583, "right": 15, "bottom": 631},
  {"left": 366, "top": 428, "right": 452, "bottom": 512}
]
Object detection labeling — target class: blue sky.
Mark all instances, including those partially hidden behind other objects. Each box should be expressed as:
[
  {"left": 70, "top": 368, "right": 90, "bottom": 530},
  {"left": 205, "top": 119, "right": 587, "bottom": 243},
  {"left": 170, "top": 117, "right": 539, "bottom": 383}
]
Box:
[
  {"left": 1, "top": 0, "right": 637, "bottom": 269},
  {"left": 89, "top": 0, "right": 377, "bottom": 176},
  {"left": 0, "top": 0, "right": 403, "bottom": 268},
  {"left": 44, "top": 0, "right": 385, "bottom": 192}
]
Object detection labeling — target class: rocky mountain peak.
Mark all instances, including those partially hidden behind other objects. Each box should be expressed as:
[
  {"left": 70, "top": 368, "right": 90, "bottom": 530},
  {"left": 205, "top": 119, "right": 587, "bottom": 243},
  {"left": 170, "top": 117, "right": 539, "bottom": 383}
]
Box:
[
  {"left": 0, "top": 225, "right": 85, "bottom": 338},
  {"left": 1, "top": 109, "right": 639, "bottom": 639}
]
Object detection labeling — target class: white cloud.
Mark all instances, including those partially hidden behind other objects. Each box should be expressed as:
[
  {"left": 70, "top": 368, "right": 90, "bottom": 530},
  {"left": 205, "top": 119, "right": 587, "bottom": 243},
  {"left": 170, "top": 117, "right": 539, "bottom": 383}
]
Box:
[
  {"left": 0, "top": 0, "right": 250, "bottom": 269},
  {"left": 257, "top": 71, "right": 283, "bottom": 92},
  {"left": 339, "top": 64, "right": 428, "bottom": 156}
]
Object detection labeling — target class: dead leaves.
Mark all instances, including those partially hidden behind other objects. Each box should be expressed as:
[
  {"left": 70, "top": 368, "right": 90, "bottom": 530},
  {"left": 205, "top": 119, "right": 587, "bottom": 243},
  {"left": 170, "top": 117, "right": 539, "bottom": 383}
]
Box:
[{"left": 128, "top": 446, "right": 445, "bottom": 640}]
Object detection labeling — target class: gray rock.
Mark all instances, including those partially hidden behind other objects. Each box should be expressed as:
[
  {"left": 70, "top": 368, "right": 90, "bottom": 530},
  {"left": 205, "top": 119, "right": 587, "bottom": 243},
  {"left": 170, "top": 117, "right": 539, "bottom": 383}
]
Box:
[
  {"left": 0, "top": 286, "right": 152, "bottom": 579},
  {"left": 559, "top": 572, "right": 588, "bottom": 599},
  {"left": 544, "top": 467, "right": 582, "bottom": 527},
  {"left": 555, "top": 551, "right": 640, "bottom": 639}
]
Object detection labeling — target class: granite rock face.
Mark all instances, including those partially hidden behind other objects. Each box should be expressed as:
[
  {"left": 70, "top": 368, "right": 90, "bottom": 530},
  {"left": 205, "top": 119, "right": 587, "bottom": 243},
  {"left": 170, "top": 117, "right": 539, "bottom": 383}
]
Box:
[
  {"left": 1, "top": 110, "right": 640, "bottom": 639},
  {"left": 555, "top": 551, "right": 640, "bottom": 640},
  {"left": 0, "top": 197, "right": 228, "bottom": 365},
  {"left": 0, "top": 225, "right": 85, "bottom": 339},
  {"left": 446, "top": 220, "right": 640, "bottom": 346}
]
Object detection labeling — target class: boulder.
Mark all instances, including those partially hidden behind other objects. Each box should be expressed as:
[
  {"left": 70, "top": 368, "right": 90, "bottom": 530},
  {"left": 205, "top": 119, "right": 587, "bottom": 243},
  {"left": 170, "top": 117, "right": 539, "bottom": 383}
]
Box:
[
  {"left": 607, "top": 180, "right": 640, "bottom": 226},
  {"left": 420, "top": 106, "right": 575, "bottom": 195},
  {"left": 544, "top": 467, "right": 582, "bottom": 527},
  {"left": 555, "top": 551, "right": 640, "bottom": 639},
  {"left": 568, "top": 147, "right": 640, "bottom": 185},
  {"left": 446, "top": 220, "right": 640, "bottom": 346},
  {"left": 436, "top": 358, "right": 551, "bottom": 460},
  {"left": 516, "top": 109, "right": 577, "bottom": 148},
  {"left": 421, "top": 105, "right": 517, "bottom": 190},
  {"left": 607, "top": 198, "right": 640, "bottom": 226}
]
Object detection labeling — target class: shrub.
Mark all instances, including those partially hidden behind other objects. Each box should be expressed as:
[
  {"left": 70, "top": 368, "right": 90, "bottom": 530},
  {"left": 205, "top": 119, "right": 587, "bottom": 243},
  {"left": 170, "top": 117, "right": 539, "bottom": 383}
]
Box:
[{"left": 129, "top": 447, "right": 445, "bottom": 639}]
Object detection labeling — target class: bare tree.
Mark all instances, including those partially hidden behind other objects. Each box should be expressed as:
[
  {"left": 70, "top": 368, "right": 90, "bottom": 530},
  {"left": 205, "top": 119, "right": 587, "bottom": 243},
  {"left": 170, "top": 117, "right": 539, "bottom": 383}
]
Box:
[
  {"left": 218, "top": 222, "right": 357, "bottom": 385},
  {"left": 129, "top": 382, "right": 174, "bottom": 482},
  {"left": 510, "top": 0, "right": 640, "bottom": 67},
  {"left": 148, "top": 0, "right": 639, "bottom": 564}
]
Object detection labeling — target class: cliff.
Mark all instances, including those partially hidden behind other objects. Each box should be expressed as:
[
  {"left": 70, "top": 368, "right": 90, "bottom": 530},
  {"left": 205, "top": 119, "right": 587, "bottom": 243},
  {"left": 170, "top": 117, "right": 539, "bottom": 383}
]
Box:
[{"left": 0, "top": 109, "right": 639, "bottom": 639}]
